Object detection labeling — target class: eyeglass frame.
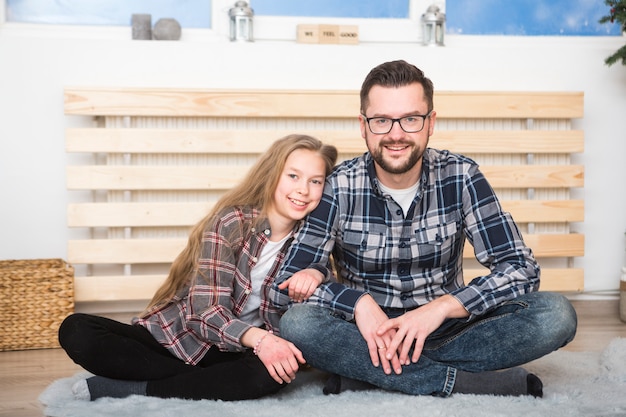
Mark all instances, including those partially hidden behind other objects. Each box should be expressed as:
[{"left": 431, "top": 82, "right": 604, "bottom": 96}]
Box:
[{"left": 361, "top": 111, "right": 433, "bottom": 135}]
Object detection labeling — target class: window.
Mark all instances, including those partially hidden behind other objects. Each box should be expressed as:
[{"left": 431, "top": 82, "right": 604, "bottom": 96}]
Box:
[
  {"left": 5, "top": 0, "right": 619, "bottom": 39},
  {"left": 5, "top": 0, "right": 211, "bottom": 28},
  {"left": 448, "top": 0, "right": 622, "bottom": 36},
  {"left": 253, "top": 0, "right": 410, "bottom": 19},
  {"left": 252, "top": 0, "right": 427, "bottom": 43},
  {"left": 3, "top": 0, "right": 427, "bottom": 43}
]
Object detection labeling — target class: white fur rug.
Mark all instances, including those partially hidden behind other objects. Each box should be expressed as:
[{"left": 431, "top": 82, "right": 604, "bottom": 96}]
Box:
[{"left": 39, "top": 338, "right": 626, "bottom": 417}]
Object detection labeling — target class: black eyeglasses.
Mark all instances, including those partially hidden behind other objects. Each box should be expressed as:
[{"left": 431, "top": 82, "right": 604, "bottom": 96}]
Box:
[{"left": 362, "top": 111, "right": 432, "bottom": 134}]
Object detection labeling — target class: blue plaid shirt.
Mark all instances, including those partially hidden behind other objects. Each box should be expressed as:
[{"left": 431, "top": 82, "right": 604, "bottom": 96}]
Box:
[{"left": 272, "top": 149, "right": 539, "bottom": 321}]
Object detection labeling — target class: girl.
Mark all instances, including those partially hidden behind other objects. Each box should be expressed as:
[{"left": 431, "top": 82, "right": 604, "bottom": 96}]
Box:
[{"left": 59, "top": 134, "right": 337, "bottom": 401}]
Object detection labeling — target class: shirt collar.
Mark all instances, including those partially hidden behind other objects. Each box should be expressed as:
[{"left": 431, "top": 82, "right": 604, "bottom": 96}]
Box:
[{"left": 251, "top": 216, "right": 300, "bottom": 240}]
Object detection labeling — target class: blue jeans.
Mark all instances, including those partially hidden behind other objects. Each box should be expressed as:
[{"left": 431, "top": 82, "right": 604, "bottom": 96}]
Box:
[{"left": 280, "top": 292, "right": 577, "bottom": 396}]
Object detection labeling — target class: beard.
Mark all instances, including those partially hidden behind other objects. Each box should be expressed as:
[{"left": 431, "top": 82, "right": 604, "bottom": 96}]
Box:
[{"left": 369, "top": 141, "right": 424, "bottom": 175}]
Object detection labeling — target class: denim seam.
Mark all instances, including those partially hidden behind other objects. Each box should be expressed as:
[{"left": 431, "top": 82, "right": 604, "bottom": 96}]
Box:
[
  {"left": 425, "top": 300, "right": 530, "bottom": 351},
  {"left": 443, "top": 366, "right": 456, "bottom": 396}
]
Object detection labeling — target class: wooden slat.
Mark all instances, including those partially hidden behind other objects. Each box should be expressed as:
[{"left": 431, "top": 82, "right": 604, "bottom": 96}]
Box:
[
  {"left": 463, "top": 268, "right": 584, "bottom": 292},
  {"left": 431, "top": 130, "right": 584, "bottom": 154},
  {"left": 68, "top": 233, "right": 583, "bottom": 266},
  {"left": 66, "top": 128, "right": 364, "bottom": 154},
  {"left": 503, "top": 200, "right": 584, "bottom": 223},
  {"left": 68, "top": 239, "right": 186, "bottom": 264},
  {"left": 480, "top": 165, "right": 584, "bottom": 188},
  {"left": 463, "top": 233, "right": 585, "bottom": 259},
  {"left": 66, "top": 128, "right": 583, "bottom": 155},
  {"left": 67, "top": 202, "right": 213, "bottom": 227},
  {"left": 66, "top": 164, "right": 584, "bottom": 191},
  {"left": 534, "top": 269, "right": 585, "bottom": 292},
  {"left": 64, "top": 88, "right": 360, "bottom": 118},
  {"left": 64, "top": 88, "right": 584, "bottom": 119},
  {"left": 74, "top": 274, "right": 166, "bottom": 302},
  {"left": 73, "top": 268, "right": 584, "bottom": 303},
  {"left": 435, "top": 92, "right": 584, "bottom": 119},
  {"left": 67, "top": 200, "right": 583, "bottom": 228},
  {"left": 66, "top": 166, "right": 245, "bottom": 191}
]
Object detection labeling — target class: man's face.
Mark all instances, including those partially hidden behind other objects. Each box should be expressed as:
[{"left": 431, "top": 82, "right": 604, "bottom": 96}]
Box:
[{"left": 359, "top": 83, "right": 435, "bottom": 182}]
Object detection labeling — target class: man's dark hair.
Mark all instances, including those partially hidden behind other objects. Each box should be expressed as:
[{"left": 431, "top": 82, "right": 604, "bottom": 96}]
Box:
[{"left": 359, "top": 60, "right": 434, "bottom": 114}]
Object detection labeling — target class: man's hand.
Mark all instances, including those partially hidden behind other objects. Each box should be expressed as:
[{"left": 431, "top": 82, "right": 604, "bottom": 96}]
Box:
[
  {"left": 376, "top": 294, "right": 469, "bottom": 365},
  {"left": 277, "top": 268, "right": 324, "bottom": 302},
  {"left": 354, "top": 294, "right": 403, "bottom": 375}
]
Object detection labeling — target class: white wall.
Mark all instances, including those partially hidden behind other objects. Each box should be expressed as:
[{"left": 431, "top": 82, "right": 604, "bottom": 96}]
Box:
[{"left": 1, "top": 24, "right": 625, "bottom": 302}]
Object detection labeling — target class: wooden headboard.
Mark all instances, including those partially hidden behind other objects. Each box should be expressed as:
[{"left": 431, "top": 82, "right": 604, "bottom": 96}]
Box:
[{"left": 64, "top": 88, "right": 585, "bottom": 307}]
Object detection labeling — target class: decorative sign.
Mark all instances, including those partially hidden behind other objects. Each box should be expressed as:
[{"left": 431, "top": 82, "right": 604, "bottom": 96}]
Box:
[{"left": 297, "top": 24, "right": 359, "bottom": 44}]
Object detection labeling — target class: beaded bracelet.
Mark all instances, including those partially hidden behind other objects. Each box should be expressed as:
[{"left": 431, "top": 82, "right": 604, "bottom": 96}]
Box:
[{"left": 253, "top": 330, "right": 273, "bottom": 356}]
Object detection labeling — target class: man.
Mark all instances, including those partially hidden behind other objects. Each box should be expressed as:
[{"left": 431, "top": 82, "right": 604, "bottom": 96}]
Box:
[{"left": 271, "top": 60, "right": 577, "bottom": 397}]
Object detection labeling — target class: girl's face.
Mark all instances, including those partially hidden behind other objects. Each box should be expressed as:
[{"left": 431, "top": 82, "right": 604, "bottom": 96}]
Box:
[{"left": 270, "top": 149, "right": 327, "bottom": 227}]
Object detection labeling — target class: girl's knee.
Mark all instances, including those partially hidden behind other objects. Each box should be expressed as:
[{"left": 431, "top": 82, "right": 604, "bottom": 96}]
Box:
[{"left": 58, "top": 313, "right": 93, "bottom": 350}]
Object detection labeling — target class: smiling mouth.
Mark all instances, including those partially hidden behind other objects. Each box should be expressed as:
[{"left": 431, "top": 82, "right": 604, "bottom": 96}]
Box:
[
  {"left": 385, "top": 145, "right": 409, "bottom": 151},
  {"left": 289, "top": 198, "right": 307, "bottom": 207},
  {"left": 382, "top": 143, "right": 413, "bottom": 155}
]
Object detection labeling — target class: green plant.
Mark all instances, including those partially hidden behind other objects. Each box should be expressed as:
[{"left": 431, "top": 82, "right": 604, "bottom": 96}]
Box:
[{"left": 599, "top": 0, "right": 626, "bottom": 66}]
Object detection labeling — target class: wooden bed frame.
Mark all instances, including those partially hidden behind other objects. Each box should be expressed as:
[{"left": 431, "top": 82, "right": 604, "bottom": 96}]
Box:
[{"left": 63, "top": 88, "right": 585, "bottom": 306}]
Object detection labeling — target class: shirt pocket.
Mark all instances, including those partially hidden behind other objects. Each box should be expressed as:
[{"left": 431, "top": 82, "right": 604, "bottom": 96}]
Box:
[
  {"left": 412, "top": 220, "right": 461, "bottom": 268},
  {"left": 342, "top": 224, "right": 387, "bottom": 271}
]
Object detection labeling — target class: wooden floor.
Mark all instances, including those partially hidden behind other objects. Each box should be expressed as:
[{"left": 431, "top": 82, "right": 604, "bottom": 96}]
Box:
[{"left": 1, "top": 300, "right": 625, "bottom": 417}]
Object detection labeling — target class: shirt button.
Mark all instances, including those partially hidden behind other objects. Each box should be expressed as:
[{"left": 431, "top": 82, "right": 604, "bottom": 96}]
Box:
[
  {"left": 399, "top": 242, "right": 407, "bottom": 248},
  {"left": 245, "top": 289, "right": 251, "bottom": 294},
  {"left": 264, "top": 229, "right": 271, "bottom": 236},
  {"left": 396, "top": 209, "right": 402, "bottom": 216},
  {"left": 251, "top": 257, "right": 258, "bottom": 262}
]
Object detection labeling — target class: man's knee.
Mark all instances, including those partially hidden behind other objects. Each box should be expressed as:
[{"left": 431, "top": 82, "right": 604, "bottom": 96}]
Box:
[
  {"left": 280, "top": 304, "right": 326, "bottom": 343},
  {"left": 550, "top": 292, "right": 578, "bottom": 345},
  {"left": 527, "top": 291, "right": 578, "bottom": 347}
]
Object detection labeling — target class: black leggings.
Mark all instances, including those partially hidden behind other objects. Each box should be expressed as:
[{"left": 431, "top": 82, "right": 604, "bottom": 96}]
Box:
[{"left": 58, "top": 313, "right": 284, "bottom": 401}]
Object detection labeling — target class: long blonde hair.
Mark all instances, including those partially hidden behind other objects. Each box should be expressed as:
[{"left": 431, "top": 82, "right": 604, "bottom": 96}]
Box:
[{"left": 142, "top": 134, "right": 338, "bottom": 315}]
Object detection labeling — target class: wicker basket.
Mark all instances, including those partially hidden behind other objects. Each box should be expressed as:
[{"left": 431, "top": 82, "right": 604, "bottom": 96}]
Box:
[{"left": 0, "top": 259, "right": 74, "bottom": 351}]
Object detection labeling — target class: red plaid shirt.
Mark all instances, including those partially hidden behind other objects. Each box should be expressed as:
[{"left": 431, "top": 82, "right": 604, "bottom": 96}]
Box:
[{"left": 133, "top": 206, "right": 291, "bottom": 365}]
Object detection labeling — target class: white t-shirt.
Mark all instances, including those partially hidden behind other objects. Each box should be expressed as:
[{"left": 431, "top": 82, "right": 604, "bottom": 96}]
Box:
[
  {"left": 378, "top": 181, "right": 420, "bottom": 217},
  {"left": 239, "top": 234, "right": 290, "bottom": 326}
]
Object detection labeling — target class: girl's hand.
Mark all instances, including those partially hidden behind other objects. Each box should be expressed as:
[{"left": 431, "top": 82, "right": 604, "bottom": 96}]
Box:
[
  {"left": 255, "top": 332, "right": 306, "bottom": 384},
  {"left": 277, "top": 268, "right": 323, "bottom": 302}
]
